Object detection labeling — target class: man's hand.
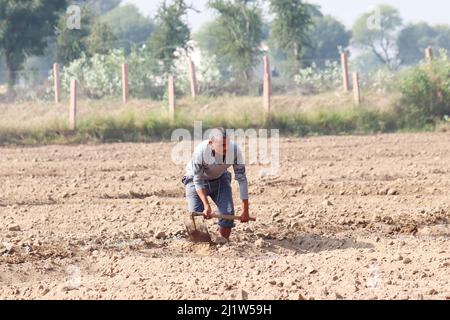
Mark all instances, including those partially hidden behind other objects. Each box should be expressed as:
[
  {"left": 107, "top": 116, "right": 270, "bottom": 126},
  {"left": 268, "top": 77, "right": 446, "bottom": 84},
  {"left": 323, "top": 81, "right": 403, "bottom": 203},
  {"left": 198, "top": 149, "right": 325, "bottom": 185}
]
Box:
[
  {"left": 203, "top": 204, "right": 213, "bottom": 219},
  {"left": 196, "top": 188, "right": 212, "bottom": 219},
  {"left": 240, "top": 210, "right": 250, "bottom": 223},
  {"left": 240, "top": 199, "right": 250, "bottom": 223}
]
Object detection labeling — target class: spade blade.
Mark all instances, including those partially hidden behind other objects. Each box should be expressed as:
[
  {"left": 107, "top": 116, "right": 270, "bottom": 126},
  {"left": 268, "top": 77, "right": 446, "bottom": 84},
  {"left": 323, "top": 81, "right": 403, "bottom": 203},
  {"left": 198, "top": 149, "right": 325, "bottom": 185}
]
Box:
[{"left": 184, "top": 214, "right": 211, "bottom": 243}]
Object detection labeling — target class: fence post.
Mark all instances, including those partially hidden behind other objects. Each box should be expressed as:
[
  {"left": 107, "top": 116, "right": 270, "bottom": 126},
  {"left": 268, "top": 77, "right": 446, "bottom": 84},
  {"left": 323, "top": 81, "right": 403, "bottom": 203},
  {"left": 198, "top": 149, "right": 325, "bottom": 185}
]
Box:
[
  {"left": 263, "top": 55, "right": 271, "bottom": 114},
  {"left": 168, "top": 75, "right": 175, "bottom": 120},
  {"left": 353, "top": 72, "right": 361, "bottom": 105},
  {"left": 187, "top": 58, "right": 197, "bottom": 99},
  {"left": 341, "top": 52, "right": 350, "bottom": 92},
  {"left": 425, "top": 46, "right": 433, "bottom": 62},
  {"left": 122, "top": 63, "right": 129, "bottom": 103},
  {"left": 53, "top": 63, "right": 61, "bottom": 104},
  {"left": 70, "top": 79, "right": 77, "bottom": 130}
]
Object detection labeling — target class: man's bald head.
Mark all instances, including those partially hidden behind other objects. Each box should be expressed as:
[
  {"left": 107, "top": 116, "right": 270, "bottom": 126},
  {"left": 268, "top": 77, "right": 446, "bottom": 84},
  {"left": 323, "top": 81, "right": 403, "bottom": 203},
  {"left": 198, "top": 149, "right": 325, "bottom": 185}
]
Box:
[
  {"left": 209, "top": 127, "right": 229, "bottom": 156},
  {"left": 209, "top": 127, "right": 227, "bottom": 142}
]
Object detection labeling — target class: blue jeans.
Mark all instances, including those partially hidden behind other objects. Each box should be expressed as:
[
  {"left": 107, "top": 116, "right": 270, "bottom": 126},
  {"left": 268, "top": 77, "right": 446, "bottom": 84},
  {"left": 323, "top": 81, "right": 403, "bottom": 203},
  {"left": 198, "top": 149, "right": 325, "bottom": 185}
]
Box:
[{"left": 183, "top": 171, "right": 235, "bottom": 228}]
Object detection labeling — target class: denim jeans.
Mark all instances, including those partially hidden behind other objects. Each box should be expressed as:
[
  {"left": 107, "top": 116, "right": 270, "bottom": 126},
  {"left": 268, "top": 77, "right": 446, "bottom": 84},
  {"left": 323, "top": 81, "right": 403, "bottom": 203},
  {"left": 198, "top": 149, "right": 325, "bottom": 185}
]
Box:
[{"left": 183, "top": 171, "right": 235, "bottom": 228}]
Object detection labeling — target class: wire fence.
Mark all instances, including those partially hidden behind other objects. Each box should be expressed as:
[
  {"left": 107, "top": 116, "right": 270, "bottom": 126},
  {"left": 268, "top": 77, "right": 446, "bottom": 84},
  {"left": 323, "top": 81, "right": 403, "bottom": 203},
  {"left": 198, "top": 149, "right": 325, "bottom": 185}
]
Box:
[{"left": 0, "top": 45, "right": 443, "bottom": 131}]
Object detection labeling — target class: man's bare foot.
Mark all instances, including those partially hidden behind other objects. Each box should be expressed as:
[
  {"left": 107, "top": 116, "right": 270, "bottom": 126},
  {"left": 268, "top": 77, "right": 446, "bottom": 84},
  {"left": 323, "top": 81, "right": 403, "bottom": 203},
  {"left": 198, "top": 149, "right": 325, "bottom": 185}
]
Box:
[{"left": 219, "top": 227, "right": 232, "bottom": 240}]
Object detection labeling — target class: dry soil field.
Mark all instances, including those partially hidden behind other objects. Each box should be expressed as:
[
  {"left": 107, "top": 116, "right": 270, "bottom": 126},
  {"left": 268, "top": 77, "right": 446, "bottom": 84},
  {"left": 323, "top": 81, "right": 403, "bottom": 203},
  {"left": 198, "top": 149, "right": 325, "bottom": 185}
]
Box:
[{"left": 0, "top": 132, "right": 449, "bottom": 300}]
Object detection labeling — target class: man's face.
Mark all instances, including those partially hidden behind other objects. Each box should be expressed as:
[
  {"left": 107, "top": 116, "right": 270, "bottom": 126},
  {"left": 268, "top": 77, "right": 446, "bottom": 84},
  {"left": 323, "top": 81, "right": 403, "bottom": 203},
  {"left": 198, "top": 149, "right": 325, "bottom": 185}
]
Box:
[{"left": 211, "top": 137, "right": 229, "bottom": 156}]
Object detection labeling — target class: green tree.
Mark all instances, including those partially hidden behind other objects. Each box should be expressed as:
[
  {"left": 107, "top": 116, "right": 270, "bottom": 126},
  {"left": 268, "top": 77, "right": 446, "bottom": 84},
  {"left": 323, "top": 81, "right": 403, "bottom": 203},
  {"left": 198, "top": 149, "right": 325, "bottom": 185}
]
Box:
[
  {"left": 193, "top": 20, "right": 231, "bottom": 80},
  {"left": 102, "top": 4, "right": 155, "bottom": 53},
  {"left": 148, "top": 0, "right": 191, "bottom": 74},
  {"left": 207, "top": 0, "right": 263, "bottom": 81},
  {"left": 55, "top": 6, "right": 116, "bottom": 65},
  {"left": 269, "top": 0, "right": 317, "bottom": 70},
  {"left": 0, "top": 0, "right": 68, "bottom": 91},
  {"left": 303, "top": 15, "right": 351, "bottom": 68},
  {"left": 352, "top": 4, "right": 403, "bottom": 70},
  {"left": 85, "top": 21, "right": 118, "bottom": 55},
  {"left": 398, "top": 23, "right": 450, "bottom": 65},
  {"left": 86, "top": 0, "right": 121, "bottom": 15}
]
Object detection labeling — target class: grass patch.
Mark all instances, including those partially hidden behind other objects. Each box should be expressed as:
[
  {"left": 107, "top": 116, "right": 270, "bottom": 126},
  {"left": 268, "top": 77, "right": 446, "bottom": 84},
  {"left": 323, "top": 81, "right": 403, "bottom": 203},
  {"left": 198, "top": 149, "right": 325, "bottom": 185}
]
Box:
[{"left": 0, "top": 93, "right": 441, "bottom": 145}]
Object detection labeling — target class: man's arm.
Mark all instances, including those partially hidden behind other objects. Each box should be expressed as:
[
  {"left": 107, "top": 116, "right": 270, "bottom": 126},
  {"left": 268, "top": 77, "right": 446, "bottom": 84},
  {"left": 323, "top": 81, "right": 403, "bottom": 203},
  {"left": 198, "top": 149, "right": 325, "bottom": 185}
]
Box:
[
  {"left": 233, "top": 143, "right": 250, "bottom": 222},
  {"left": 191, "top": 143, "right": 213, "bottom": 218},
  {"left": 196, "top": 188, "right": 212, "bottom": 218}
]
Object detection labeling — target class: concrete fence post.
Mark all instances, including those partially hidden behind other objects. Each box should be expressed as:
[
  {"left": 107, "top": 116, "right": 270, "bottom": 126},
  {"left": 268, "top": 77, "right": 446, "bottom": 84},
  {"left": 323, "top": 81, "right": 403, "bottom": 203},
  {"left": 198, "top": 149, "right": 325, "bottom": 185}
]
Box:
[
  {"left": 187, "top": 58, "right": 197, "bottom": 99},
  {"left": 425, "top": 46, "right": 433, "bottom": 62},
  {"left": 263, "top": 55, "right": 272, "bottom": 115},
  {"left": 122, "top": 63, "right": 129, "bottom": 103},
  {"left": 53, "top": 63, "right": 61, "bottom": 104},
  {"left": 341, "top": 52, "right": 350, "bottom": 92},
  {"left": 70, "top": 79, "right": 77, "bottom": 130},
  {"left": 353, "top": 72, "right": 361, "bottom": 105},
  {"left": 168, "top": 75, "right": 175, "bottom": 120}
]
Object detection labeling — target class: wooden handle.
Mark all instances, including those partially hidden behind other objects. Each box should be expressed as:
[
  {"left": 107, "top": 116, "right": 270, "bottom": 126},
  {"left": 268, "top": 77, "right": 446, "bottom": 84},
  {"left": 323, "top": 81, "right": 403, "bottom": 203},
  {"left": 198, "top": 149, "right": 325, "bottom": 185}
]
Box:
[{"left": 192, "top": 212, "right": 256, "bottom": 222}]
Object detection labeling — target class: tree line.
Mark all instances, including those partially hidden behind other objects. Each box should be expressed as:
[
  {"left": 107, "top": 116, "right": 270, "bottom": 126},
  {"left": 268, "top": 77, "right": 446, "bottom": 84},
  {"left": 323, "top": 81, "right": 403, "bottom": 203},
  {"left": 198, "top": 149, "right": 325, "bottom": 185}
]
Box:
[{"left": 1, "top": 0, "right": 449, "bottom": 94}]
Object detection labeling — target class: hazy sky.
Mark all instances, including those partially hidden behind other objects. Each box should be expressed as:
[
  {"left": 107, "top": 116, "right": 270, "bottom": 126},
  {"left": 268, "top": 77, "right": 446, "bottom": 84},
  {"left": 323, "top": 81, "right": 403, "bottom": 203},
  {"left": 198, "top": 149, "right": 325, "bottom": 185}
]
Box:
[{"left": 122, "top": 0, "right": 450, "bottom": 31}]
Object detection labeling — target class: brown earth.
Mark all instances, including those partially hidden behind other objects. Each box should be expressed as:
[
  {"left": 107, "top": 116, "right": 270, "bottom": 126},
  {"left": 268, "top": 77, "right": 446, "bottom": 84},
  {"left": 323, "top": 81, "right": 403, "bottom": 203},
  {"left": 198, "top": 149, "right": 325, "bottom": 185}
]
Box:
[{"left": 0, "top": 132, "right": 449, "bottom": 300}]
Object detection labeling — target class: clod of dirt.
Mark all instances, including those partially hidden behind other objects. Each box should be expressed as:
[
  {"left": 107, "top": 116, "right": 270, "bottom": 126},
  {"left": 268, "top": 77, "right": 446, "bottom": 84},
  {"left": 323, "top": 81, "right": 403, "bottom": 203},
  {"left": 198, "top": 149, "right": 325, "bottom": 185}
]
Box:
[
  {"left": 2, "top": 242, "right": 14, "bottom": 253},
  {"left": 297, "top": 293, "right": 306, "bottom": 300},
  {"left": 215, "top": 237, "right": 228, "bottom": 245},
  {"left": 128, "top": 172, "right": 138, "bottom": 179},
  {"left": 323, "top": 200, "right": 333, "bottom": 206},
  {"left": 8, "top": 224, "right": 21, "bottom": 232},
  {"left": 305, "top": 266, "right": 317, "bottom": 274},
  {"left": 271, "top": 212, "right": 280, "bottom": 221},
  {"left": 428, "top": 289, "right": 438, "bottom": 295},
  {"left": 387, "top": 189, "right": 399, "bottom": 196},
  {"left": 254, "top": 239, "right": 270, "bottom": 248},
  {"left": 290, "top": 222, "right": 300, "bottom": 228},
  {"left": 334, "top": 292, "right": 344, "bottom": 300},
  {"left": 154, "top": 231, "right": 166, "bottom": 239},
  {"left": 403, "top": 257, "right": 412, "bottom": 264}
]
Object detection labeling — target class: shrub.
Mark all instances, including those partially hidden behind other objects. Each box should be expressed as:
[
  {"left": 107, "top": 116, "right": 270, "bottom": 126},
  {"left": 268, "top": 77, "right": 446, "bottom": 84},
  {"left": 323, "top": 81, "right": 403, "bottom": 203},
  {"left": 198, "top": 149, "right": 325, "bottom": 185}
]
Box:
[
  {"left": 293, "top": 60, "right": 342, "bottom": 94},
  {"left": 362, "top": 68, "right": 399, "bottom": 94},
  {"left": 50, "top": 47, "right": 189, "bottom": 100},
  {"left": 398, "top": 49, "right": 450, "bottom": 126}
]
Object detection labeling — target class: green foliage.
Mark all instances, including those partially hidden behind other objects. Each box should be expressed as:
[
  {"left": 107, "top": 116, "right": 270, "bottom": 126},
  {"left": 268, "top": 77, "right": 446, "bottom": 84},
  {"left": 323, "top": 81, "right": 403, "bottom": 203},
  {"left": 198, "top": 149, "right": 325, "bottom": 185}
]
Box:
[
  {"left": 60, "top": 50, "right": 125, "bottom": 98},
  {"left": 361, "top": 68, "right": 399, "bottom": 94},
  {"left": 193, "top": 20, "right": 232, "bottom": 82},
  {"left": 148, "top": 0, "right": 191, "bottom": 75},
  {"left": 350, "top": 51, "right": 385, "bottom": 74},
  {"left": 398, "top": 23, "right": 450, "bottom": 65},
  {"left": 101, "top": 4, "right": 155, "bottom": 53},
  {"left": 398, "top": 50, "right": 450, "bottom": 126},
  {"left": 55, "top": 6, "right": 117, "bottom": 65},
  {"left": 269, "top": 0, "right": 317, "bottom": 69},
  {"left": 53, "top": 46, "right": 189, "bottom": 100},
  {"left": 352, "top": 4, "right": 403, "bottom": 70},
  {"left": 207, "top": 0, "right": 263, "bottom": 82},
  {"left": 0, "top": 0, "right": 68, "bottom": 91},
  {"left": 86, "top": 0, "right": 121, "bottom": 15},
  {"left": 303, "top": 15, "right": 351, "bottom": 68},
  {"left": 293, "top": 61, "right": 341, "bottom": 94},
  {"left": 85, "top": 20, "right": 118, "bottom": 55}
]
